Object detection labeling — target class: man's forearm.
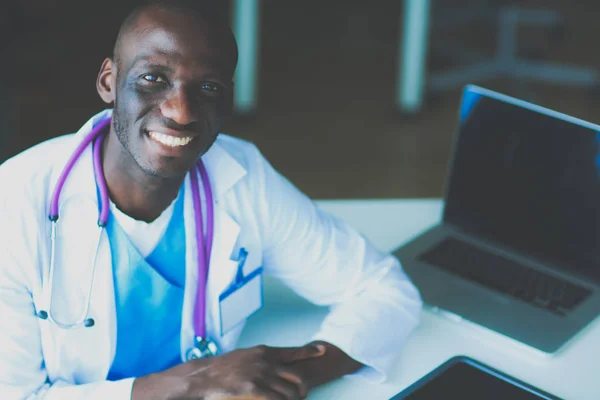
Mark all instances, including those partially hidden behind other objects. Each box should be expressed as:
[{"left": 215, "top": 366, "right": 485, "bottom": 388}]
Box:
[{"left": 286, "top": 341, "right": 364, "bottom": 389}]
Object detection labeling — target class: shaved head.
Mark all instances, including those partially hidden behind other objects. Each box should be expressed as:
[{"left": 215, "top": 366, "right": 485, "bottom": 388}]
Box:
[{"left": 113, "top": 0, "right": 238, "bottom": 74}]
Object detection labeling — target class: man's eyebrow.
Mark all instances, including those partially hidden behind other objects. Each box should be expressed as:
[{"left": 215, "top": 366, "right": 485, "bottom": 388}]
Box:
[
  {"left": 197, "top": 70, "right": 228, "bottom": 79},
  {"left": 129, "top": 56, "right": 175, "bottom": 72}
]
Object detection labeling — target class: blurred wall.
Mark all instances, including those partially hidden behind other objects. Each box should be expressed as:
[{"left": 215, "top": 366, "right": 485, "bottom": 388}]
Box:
[{"left": 2, "top": 0, "right": 599, "bottom": 198}]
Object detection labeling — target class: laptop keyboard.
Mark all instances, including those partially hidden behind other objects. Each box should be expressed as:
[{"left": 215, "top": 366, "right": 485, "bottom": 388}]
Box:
[{"left": 418, "top": 238, "right": 592, "bottom": 316}]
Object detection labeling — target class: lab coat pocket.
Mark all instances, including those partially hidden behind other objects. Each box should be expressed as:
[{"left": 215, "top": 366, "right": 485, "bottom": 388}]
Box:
[{"left": 218, "top": 248, "right": 264, "bottom": 337}]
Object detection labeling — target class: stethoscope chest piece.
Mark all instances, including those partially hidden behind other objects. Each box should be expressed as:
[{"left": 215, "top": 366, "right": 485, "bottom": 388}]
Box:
[{"left": 186, "top": 336, "right": 219, "bottom": 361}]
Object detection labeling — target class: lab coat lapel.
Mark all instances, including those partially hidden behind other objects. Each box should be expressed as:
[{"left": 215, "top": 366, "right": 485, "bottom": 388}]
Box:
[
  {"left": 44, "top": 110, "right": 116, "bottom": 382},
  {"left": 180, "top": 139, "right": 247, "bottom": 358}
]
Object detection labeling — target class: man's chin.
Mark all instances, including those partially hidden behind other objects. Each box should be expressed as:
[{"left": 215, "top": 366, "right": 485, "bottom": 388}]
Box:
[{"left": 140, "top": 162, "right": 195, "bottom": 180}]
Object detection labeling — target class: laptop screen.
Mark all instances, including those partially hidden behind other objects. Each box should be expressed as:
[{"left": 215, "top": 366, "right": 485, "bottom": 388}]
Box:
[{"left": 444, "top": 86, "right": 600, "bottom": 282}]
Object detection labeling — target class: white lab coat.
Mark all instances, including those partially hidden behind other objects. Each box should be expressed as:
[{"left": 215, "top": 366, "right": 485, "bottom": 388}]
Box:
[{"left": 0, "top": 110, "right": 422, "bottom": 399}]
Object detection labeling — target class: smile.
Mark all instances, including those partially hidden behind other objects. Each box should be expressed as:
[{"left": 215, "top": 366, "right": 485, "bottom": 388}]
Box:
[{"left": 147, "top": 131, "right": 194, "bottom": 147}]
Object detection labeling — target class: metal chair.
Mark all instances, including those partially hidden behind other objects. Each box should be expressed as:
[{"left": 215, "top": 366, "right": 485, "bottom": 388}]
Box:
[
  {"left": 428, "top": 2, "right": 598, "bottom": 97},
  {"left": 397, "top": 0, "right": 599, "bottom": 113}
]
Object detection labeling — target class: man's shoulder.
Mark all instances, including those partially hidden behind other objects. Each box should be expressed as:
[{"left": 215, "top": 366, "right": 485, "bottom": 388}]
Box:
[
  {"left": 1, "top": 134, "right": 75, "bottom": 172},
  {"left": 0, "top": 134, "right": 76, "bottom": 201},
  {"left": 214, "top": 134, "right": 266, "bottom": 171},
  {"left": 215, "top": 134, "right": 260, "bottom": 157}
]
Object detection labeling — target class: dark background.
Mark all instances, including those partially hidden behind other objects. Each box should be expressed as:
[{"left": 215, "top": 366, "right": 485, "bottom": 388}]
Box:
[{"left": 2, "top": 0, "right": 599, "bottom": 198}]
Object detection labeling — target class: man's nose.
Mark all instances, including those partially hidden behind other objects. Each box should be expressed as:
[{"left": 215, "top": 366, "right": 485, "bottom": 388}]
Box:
[{"left": 160, "top": 87, "right": 199, "bottom": 126}]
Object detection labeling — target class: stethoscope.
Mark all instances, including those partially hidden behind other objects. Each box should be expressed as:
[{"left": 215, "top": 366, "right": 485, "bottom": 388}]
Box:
[{"left": 36, "top": 117, "right": 219, "bottom": 360}]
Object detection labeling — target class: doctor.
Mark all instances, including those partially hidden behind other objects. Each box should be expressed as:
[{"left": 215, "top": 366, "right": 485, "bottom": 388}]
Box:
[{"left": 0, "top": 1, "right": 422, "bottom": 399}]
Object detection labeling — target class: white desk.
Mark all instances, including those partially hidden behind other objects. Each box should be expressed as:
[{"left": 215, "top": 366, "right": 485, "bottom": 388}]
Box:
[{"left": 238, "top": 199, "right": 600, "bottom": 400}]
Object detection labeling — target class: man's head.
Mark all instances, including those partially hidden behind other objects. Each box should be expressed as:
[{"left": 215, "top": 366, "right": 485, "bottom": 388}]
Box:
[{"left": 97, "top": 0, "right": 238, "bottom": 179}]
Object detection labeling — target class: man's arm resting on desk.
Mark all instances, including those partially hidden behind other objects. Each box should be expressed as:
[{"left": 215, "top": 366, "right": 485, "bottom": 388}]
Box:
[{"left": 252, "top": 143, "right": 423, "bottom": 381}]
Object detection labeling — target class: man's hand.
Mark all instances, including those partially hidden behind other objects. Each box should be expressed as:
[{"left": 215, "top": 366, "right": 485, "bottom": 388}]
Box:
[
  {"left": 283, "top": 341, "right": 364, "bottom": 390},
  {"left": 131, "top": 344, "right": 326, "bottom": 400}
]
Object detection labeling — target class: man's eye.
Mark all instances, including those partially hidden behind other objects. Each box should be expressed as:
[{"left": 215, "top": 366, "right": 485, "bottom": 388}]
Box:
[
  {"left": 201, "top": 83, "right": 220, "bottom": 93},
  {"left": 142, "top": 74, "right": 166, "bottom": 84}
]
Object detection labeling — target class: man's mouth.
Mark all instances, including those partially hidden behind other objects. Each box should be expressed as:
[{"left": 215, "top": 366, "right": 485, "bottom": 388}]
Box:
[{"left": 147, "top": 131, "right": 195, "bottom": 147}]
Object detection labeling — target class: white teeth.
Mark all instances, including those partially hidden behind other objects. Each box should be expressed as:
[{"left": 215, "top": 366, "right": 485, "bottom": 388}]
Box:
[{"left": 148, "top": 131, "right": 193, "bottom": 147}]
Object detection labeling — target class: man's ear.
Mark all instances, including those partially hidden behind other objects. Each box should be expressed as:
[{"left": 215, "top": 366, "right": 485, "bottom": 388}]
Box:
[{"left": 96, "top": 58, "right": 116, "bottom": 105}]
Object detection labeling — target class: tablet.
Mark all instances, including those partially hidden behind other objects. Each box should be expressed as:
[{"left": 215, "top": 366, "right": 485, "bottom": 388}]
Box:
[{"left": 390, "top": 356, "right": 562, "bottom": 400}]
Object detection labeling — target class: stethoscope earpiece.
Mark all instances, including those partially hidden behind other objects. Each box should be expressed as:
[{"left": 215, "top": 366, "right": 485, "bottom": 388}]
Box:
[{"left": 36, "top": 310, "right": 95, "bottom": 328}]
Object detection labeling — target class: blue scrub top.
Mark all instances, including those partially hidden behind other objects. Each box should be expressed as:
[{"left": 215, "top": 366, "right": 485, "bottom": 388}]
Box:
[{"left": 106, "top": 188, "right": 186, "bottom": 380}]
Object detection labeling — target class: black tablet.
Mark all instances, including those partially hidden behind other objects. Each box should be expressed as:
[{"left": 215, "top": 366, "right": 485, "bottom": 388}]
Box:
[{"left": 390, "top": 356, "right": 562, "bottom": 400}]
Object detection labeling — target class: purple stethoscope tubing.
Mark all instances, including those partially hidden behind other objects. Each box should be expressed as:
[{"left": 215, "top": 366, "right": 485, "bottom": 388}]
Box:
[
  {"left": 190, "top": 164, "right": 214, "bottom": 339},
  {"left": 42, "top": 117, "right": 214, "bottom": 341},
  {"left": 49, "top": 118, "right": 111, "bottom": 224}
]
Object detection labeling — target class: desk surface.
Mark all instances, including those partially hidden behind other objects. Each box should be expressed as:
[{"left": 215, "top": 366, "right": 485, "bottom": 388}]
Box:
[{"left": 237, "top": 199, "right": 600, "bottom": 400}]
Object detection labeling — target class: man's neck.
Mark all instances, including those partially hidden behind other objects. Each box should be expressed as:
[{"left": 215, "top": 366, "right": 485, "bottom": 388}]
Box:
[{"left": 101, "top": 132, "right": 185, "bottom": 223}]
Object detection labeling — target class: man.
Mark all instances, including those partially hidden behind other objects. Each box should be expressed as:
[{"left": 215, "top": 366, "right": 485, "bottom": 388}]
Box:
[{"left": 0, "top": 1, "right": 422, "bottom": 399}]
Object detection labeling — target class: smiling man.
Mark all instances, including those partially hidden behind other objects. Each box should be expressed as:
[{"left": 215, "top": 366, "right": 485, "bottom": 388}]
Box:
[{"left": 0, "top": 1, "right": 422, "bottom": 399}]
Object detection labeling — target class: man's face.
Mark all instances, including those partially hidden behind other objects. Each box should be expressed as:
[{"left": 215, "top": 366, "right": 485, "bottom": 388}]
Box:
[{"left": 100, "top": 9, "right": 236, "bottom": 178}]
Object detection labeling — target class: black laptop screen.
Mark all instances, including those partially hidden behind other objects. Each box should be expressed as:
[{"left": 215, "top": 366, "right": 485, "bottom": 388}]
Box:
[{"left": 444, "top": 87, "right": 600, "bottom": 282}]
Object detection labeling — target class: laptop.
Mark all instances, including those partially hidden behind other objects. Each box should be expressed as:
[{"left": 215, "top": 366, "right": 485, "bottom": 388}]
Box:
[{"left": 394, "top": 84, "right": 600, "bottom": 353}]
